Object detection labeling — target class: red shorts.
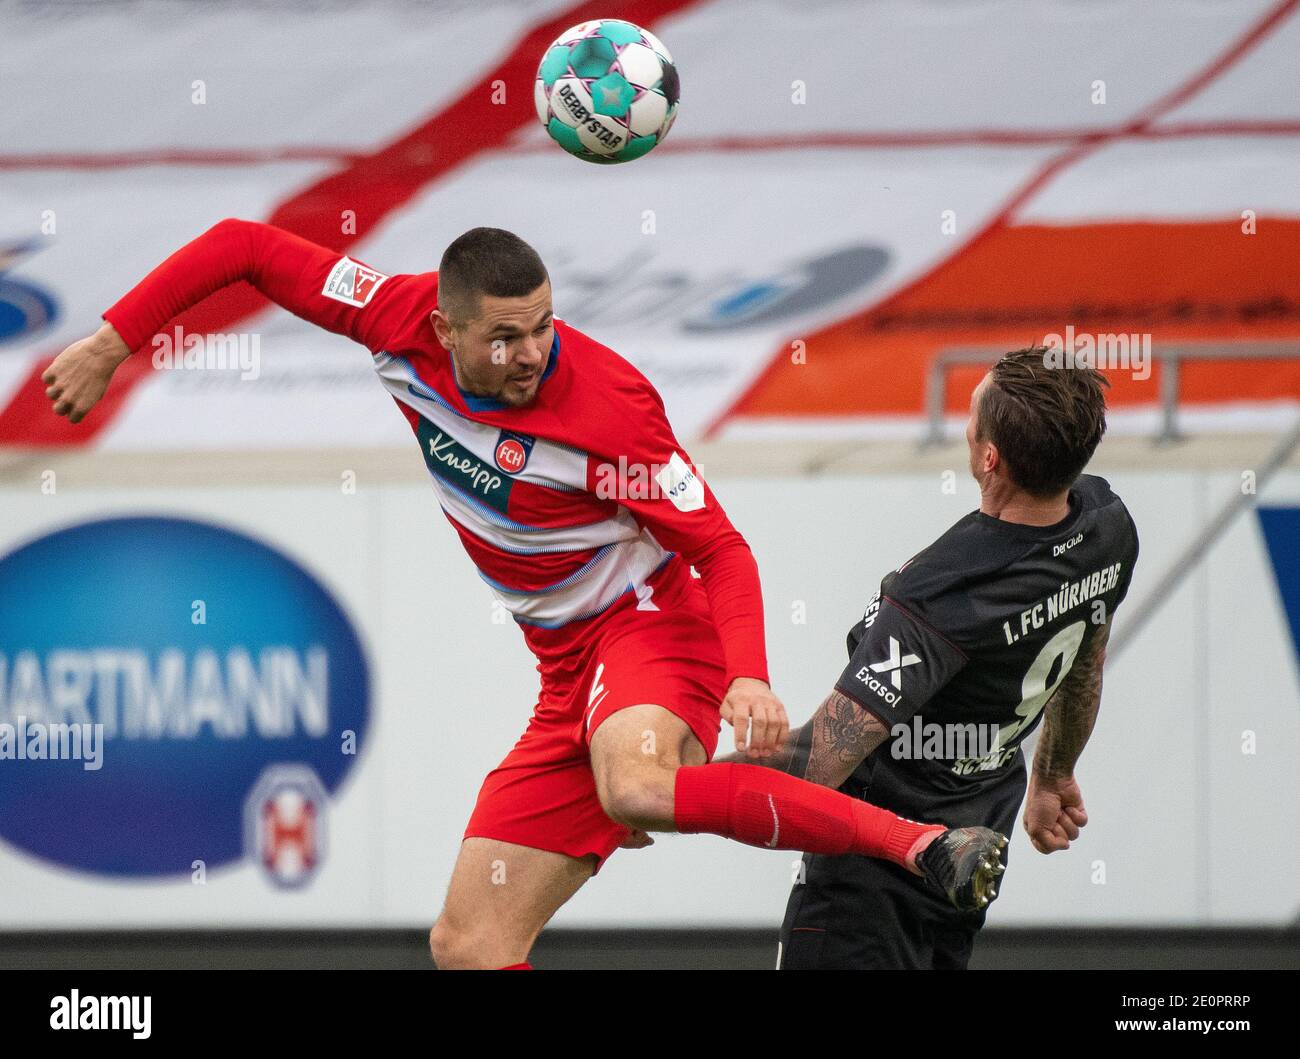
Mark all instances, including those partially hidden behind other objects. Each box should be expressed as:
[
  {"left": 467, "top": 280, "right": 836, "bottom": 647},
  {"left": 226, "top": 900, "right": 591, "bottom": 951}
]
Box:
[{"left": 463, "top": 558, "right": 727, "bottom": 869}]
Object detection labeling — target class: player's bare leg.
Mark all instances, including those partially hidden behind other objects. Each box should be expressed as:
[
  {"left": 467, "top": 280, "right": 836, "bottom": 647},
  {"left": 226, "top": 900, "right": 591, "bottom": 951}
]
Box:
[
  {"left": 589, "top": 704, "right": 709, "bottom": 830},
  {"left": 589, "top": 705, "right": 1007, "bottom": 912},
  {"left": 430, "top": 838, "right": 595, "bottom": 969},
  {"left": 591, "top": 703, "right": 934, "bottom": 853}
]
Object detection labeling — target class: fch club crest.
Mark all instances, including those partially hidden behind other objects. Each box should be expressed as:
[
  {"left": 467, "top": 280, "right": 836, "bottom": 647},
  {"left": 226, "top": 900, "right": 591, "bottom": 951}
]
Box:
[
  {"left": 244, "top": 764, "right": 329, "bottom": 889},
  {"left": 494, "top": 430, "right": 535, "bottom": 475}
]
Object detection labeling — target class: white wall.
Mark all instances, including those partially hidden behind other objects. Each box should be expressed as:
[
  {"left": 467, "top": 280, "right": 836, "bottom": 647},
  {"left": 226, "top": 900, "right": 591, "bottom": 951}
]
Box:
[{"left": 0, "top": 465, "right": 1296, "bottom": 928}]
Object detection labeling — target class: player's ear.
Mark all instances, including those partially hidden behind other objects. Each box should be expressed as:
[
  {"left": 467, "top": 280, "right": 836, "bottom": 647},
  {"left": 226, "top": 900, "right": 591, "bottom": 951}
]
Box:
[
  {"left": 983, "top": 439, "right": 1001, "bottom": 476},
  {"left": 429, "top": 308, "right": 454, "bottom": 351}
]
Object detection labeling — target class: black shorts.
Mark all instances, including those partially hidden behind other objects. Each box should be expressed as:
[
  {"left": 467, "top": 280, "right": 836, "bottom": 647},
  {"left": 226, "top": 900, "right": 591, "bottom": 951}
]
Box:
[
  {"left": 778, "top": 850, "right": 994, "bottom": 970},
  {"left": 778, "top": 758, "right": 1024, "bottom": 970}
]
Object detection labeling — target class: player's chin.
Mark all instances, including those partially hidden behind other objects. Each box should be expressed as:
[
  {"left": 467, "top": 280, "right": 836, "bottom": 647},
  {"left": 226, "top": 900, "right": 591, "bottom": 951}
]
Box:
[{"left": 501, "top": 377, "right": 540, "bottom": 406}]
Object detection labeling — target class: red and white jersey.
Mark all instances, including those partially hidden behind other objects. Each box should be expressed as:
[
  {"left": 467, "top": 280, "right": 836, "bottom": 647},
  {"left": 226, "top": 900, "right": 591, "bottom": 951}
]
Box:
[{"left": 104, "top": 219, "right": 769, "bottom": 684}]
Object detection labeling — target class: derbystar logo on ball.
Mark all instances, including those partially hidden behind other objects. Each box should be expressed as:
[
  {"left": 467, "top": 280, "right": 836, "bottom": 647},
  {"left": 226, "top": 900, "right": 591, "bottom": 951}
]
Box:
[{"left": 535, "top": 19, "right": 680, "bottom": 164}]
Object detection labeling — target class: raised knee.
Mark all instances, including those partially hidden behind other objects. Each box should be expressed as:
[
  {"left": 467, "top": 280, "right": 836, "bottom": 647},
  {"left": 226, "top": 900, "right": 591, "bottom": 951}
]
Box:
[
  {"left": 428, "top": 917, "right": 460, "bottom": 968},
  {"left": 429, "top": 916, "right": 496, "bottom": 970},
  {"left": 596, "top": 767, "right": 674, "bottom": 831}
]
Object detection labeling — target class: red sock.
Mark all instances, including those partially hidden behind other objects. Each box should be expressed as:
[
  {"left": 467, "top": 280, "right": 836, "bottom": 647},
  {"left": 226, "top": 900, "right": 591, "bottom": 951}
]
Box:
[
  {"left": 673, "top": 762, "right": 941, "bottom": 868},
  {"left": 498, "top": 962, "right": 533, "bottom": 970}
]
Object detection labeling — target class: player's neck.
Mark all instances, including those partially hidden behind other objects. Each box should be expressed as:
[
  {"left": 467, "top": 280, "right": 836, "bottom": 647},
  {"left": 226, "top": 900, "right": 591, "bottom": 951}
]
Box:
[
  {"left": 450, "top": 361, "right": 493, "bottom": 399},
  {"left": 979, "top": 482, "right": 1071, "bottom": 527}
]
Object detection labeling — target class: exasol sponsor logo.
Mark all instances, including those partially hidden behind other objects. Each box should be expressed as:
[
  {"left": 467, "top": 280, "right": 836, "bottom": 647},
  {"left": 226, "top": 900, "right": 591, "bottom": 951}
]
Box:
[
  {"left": 0, "top": 516, "right": 370, "bottom": 879},
  {"left": 853, "top": 637, "right": 921, "bottom": 708},
  {"left": 50, "top": 990, "right": 150, "bottom": 1039}
]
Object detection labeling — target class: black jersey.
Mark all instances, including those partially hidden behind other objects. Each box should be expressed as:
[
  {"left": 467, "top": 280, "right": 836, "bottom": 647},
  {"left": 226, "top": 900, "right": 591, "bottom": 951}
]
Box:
[{"left": 832, "top": 473, "right": 1139, "bottom": 826}]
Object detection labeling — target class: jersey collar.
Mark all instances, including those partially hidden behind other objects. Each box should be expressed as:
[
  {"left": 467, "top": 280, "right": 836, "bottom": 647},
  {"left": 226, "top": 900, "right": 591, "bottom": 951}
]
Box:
[{"left": 973, "top": 485, "right": 1084, "bottom": 540}]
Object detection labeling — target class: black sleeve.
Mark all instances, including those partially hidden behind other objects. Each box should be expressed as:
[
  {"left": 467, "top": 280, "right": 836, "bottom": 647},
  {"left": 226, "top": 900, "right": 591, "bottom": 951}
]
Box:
[{"left": 834, "top": 596, "right": 968, "bottom": 724}]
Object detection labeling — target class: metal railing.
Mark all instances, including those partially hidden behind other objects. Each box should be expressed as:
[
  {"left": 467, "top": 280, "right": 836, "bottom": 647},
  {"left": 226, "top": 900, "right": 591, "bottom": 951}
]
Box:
[{"left": 922, "top": 341, "right": 1300, "bottom": 660}]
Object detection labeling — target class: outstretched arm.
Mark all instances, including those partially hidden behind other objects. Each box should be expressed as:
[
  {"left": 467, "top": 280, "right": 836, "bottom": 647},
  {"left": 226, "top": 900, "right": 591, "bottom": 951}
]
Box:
[
  {"left": 44, "top": 218, "right": 402, "bottom": 423},
  {"left": 102, "top": 217, "right": 397, "bottom": 352},
  {"left": 1023, "top": 620, "right": 1109, "bottom": 853}
]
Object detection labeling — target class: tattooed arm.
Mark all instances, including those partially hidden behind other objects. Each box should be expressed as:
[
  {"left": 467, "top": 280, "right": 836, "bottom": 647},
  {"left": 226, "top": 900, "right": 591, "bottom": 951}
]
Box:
[
  {"left": 718, "top": 689, "right": 890, "bottom": 789},
  {"left": 1024, "top": 620, "right": 1110, "bottom": 854}
]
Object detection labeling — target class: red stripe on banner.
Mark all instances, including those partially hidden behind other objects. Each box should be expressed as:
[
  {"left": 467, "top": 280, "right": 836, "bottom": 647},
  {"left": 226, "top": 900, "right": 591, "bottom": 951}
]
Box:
[
  {"left": 539, "top": 121, "right": 1300, "bottom": 154},
  {"left": 703, "top": 0, "right": 1300, "bottom": 438},
  {"left": 0, "top": 147, "right": 363, "bottom": 171},
  {"left": 0, "top": 0, "right": 704, "bottom": 447},
  {"left": 7, "top": 120, "right": 1300, "bottom": 172}
]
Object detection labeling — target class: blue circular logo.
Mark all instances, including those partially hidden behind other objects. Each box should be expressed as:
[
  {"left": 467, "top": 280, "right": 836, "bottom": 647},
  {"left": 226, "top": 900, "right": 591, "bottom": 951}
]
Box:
[
  {"left": 0, "top": 240, "right": 59, "bottom": 344},
  {"left": 0, "top": 516, "right": 370, "bottom": 877}
]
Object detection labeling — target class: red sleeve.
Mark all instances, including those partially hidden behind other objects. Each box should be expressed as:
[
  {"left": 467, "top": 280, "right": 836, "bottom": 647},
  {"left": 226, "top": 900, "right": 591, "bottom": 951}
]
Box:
[
  {"left": 103, "top": 217, "right": 407, "bottom": 354},
  {"left": 591, "top": 385, "right": 769, "bottom": 687}
]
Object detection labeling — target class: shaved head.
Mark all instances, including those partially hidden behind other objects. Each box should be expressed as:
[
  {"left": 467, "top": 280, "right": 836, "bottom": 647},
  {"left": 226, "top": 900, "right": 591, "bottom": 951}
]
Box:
[{"left": 438, "top": 227, "right": 549, "bottom": 327}]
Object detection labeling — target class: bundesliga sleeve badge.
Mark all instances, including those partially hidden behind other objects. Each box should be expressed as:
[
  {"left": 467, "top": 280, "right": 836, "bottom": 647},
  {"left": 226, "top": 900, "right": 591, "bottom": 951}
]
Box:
[{"left": 321, "top": 256, "right": 388, "bottom": 307}]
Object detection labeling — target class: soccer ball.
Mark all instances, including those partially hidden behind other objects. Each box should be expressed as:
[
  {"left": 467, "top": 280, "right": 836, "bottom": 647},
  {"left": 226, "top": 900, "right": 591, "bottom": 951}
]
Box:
[{"left": 534, "top": 19, "right": 680, "bottom": 164}]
